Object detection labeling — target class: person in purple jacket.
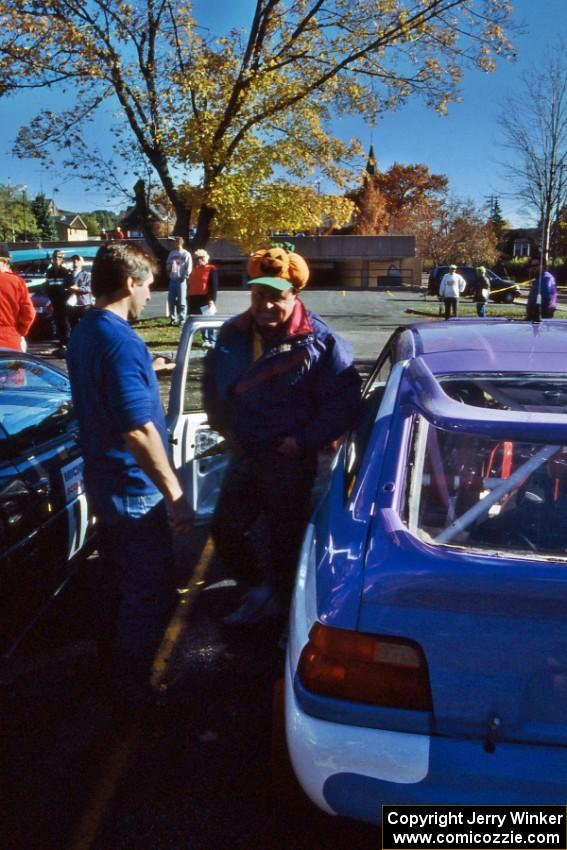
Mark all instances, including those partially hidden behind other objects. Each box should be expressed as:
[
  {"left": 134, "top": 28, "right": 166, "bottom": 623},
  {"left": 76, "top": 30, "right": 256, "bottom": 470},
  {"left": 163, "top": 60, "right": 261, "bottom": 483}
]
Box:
[
  {"left": 67, "top": 242, "right": 192, "bottom": 706},
  {"left": 526, "top": 257, "right": 557, "bottom": 321},
  {"left": 204, "top": 247, "right": 361, "bottom": 627}
]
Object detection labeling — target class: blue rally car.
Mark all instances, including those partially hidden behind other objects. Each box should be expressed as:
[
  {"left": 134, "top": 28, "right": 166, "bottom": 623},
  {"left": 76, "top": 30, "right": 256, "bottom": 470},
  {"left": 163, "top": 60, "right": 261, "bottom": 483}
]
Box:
[{"left": 285, "top": 320, "right": 567, "bottom": 823}]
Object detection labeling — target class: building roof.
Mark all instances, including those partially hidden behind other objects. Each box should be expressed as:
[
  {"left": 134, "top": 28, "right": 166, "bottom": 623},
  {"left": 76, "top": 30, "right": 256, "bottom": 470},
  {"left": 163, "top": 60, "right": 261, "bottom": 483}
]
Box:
[
  {"left": 119, "top": 205, "right": 165, "bottom": 226},
  {"left": 57, "top": 214, "right": 87, "bottom": 229}
]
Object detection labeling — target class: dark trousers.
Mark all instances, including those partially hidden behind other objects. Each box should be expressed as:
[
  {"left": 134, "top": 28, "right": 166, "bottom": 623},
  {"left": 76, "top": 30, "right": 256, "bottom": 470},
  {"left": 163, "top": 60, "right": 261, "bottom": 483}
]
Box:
[
  {"left": 69, "top": 306, "right": 90, "bottom": 329},
  {"left": 47, "top": 287, "right": 71, "bottom": 346},
  {"left": 211, "top": 449, "right": 317, "bottom": 597},
  {"left": 444, "top": 297, "right": 458, "bottom": 319},
  {"left": 95, "top": 495, "right": 176, "bottom": 701}
]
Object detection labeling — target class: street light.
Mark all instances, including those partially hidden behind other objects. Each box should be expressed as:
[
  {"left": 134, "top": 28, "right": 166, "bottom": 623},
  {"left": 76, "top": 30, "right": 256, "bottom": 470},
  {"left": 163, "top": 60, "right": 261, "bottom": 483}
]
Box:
[{"left": 22, "top": 185, "right": 27, "bottom": 243}]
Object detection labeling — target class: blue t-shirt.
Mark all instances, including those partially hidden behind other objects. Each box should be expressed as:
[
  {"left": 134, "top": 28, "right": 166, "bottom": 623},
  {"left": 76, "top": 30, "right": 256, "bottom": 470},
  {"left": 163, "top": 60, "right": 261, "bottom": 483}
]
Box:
[{"left": 67, "top": 308, "right": 167, "bottom": 501}]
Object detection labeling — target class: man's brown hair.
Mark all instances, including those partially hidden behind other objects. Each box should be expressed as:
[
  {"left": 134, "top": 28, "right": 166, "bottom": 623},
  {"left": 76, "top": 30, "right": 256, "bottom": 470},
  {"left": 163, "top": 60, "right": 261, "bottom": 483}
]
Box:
[{"left": 91, "top": 242, "right": 158, "bottom": 298}]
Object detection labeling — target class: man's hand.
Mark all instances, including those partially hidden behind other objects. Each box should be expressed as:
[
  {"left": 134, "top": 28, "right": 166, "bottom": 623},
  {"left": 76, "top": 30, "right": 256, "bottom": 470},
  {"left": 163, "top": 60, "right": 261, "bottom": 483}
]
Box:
[
  {"left": 167, "top": 495, "right": 194, "bottom": 533},
  {"left": 276, "top": 435, "right": 302, "bottom": 458},
  {"left": 152, "top": 355, "right": 175, "bottom": 374}
]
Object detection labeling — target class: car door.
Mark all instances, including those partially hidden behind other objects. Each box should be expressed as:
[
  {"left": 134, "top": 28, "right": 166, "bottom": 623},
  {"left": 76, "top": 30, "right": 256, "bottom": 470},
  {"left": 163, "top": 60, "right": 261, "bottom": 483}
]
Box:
[{"left": 167, "top": 315, "right": 230, "bottom": 523}]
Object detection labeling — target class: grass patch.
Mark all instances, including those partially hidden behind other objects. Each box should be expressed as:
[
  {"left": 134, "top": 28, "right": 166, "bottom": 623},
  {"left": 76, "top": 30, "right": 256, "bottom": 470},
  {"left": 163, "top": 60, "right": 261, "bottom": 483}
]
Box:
[
  {"left": 414, "top": 302, "right": 526, "bottom": 319},
  {"left": 133, "top": 316, "right": 183, "bottom": 352}
]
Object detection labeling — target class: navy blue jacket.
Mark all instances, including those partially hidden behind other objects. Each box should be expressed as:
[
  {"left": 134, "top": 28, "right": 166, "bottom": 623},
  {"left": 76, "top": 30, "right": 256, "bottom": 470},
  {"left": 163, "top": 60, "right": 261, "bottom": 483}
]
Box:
[{"left": 204, "top": 301, "right": 361, "bottom": 454}]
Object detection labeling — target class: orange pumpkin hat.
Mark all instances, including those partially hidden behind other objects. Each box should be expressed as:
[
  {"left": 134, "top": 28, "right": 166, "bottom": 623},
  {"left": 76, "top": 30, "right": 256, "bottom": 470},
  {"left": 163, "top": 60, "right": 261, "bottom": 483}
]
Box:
[{"left": 247, "top": 246, "right": 310, "bottom": 291}]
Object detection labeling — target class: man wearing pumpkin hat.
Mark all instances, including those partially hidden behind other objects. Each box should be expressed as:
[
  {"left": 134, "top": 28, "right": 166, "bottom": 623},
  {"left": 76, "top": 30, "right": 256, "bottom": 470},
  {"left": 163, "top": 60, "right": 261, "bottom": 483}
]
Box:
[{"left": 204, "top": 246, "right": 361, "bottom": 626}]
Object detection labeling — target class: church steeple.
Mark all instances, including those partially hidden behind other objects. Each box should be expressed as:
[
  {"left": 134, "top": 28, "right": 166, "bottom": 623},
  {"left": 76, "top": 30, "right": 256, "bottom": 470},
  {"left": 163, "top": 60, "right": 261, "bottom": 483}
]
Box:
[{"left": 365, "top": 143, "right": 377, "bottom": 176}]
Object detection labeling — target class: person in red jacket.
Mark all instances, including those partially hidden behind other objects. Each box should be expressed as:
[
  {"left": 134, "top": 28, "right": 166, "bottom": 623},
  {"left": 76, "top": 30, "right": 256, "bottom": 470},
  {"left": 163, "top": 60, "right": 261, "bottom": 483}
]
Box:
[
  {"left": 189, "top": 249, "right": 218, "bottom": 347},
  {"left": 0, "top": 246, "right": 36, "bottom": 350}
]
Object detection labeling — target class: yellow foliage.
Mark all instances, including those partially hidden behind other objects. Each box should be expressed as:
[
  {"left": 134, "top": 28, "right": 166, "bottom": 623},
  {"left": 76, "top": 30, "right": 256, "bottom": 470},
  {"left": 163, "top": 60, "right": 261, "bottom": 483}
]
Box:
[{"left": 0, "top": 0, "right": 515, "bottom": 242}]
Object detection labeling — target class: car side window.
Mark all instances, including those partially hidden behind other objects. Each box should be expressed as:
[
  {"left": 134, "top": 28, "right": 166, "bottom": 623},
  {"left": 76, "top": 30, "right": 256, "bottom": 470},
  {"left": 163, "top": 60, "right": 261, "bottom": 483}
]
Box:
[
  {"left": 183, "top": 346, "right": 207, "bottom": 414},
  {"left": 344, "top": 351, "right": 393, "bottom": 499}
]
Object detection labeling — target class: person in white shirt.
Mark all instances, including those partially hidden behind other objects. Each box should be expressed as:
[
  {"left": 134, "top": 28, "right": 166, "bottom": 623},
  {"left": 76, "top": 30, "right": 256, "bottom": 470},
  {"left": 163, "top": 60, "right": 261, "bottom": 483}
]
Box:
[
  {"left": 439, "top": 264, "right": 466, "bottom": 319},
  {"left": 165, "top": 236, "right": 192, "bottom": 326}
]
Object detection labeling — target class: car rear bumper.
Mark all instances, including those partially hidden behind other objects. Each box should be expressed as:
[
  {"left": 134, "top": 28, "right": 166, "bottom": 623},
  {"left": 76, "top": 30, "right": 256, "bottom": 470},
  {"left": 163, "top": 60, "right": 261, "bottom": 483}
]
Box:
[
  {"left": 285, "top": 523, "right": 567, "bottom": 825},
  {"left": 285, "top": 655, "right": 567, "bottom": 823}
]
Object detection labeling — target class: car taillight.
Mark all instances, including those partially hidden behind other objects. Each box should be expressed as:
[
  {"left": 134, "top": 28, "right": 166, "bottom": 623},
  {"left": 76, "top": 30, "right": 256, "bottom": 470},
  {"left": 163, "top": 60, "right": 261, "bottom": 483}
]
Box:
[{"left": 298, "top": 622, "right": 432, "bottom": 711}]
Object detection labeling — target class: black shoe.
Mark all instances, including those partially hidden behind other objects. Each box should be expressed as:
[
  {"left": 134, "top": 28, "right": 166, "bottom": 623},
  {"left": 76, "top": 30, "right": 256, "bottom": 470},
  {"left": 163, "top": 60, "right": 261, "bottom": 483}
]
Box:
[{"left": 223, "top": 583, "right": 284, "bottom": 626}]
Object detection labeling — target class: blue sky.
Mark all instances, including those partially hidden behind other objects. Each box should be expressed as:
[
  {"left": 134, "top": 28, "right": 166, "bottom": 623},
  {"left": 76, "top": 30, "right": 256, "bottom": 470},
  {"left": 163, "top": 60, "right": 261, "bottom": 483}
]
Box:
[{"left": 0, "top": 0, "right": 563, "bottom": 224}]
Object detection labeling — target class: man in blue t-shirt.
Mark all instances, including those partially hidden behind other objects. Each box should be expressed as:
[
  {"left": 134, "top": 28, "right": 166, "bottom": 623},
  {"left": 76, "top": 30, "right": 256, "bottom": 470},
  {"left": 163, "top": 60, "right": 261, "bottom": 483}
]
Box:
[{"left": 67, "top": 242, "right": 192, "bottom": 705}]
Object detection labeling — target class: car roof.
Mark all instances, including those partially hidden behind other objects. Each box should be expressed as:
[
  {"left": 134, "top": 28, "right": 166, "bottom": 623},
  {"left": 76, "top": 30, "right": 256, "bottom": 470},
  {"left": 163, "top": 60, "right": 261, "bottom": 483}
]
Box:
[
  {"left": 9, "top": 246, "right": 100, "bottom": 263},
  {"left": 402, "top": 320, "right": 567, "bottom": 374}
]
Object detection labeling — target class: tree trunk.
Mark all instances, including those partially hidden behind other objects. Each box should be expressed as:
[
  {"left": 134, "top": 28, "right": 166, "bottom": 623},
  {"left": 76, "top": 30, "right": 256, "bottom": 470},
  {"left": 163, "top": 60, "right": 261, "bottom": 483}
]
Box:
[
  {"left": 172, "top": 200, "right": 190, "bottom": 237},
  {"left": 191, "top": 204, "right": 216, "bottom": 249},
  {"left": 133, "top": 179, "right": 168, "bottom": 262}
]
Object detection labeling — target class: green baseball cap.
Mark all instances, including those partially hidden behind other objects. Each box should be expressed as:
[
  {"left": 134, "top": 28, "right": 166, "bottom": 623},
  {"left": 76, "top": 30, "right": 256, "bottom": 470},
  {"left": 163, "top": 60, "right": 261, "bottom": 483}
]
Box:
[{"left": 247, "top": 276, "right": 293, "bottom": 292}]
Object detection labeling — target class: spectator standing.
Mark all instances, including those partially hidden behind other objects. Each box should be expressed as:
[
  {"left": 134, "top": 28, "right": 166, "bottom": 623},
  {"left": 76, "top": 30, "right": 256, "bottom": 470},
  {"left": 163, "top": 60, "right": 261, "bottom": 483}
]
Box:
[
  {"left": 188, "top": 249, "right": 218, "bottom": 346},
  {"left": 473, "top": 266, "right": 491, "bottom": 318},
  {"left": 439, "top": 264, "right": 466, "bottom": 319},
  {"left": 0, "top": 245, "right": 36, "bottom": 350},
  {"left": 204, "top": 246, "right": 361, "bottom": 626},
  {"left": 114, "top": 225, "right": 126, "bottom": 241},
  {"left": 68, "top": 254, "right": 94, "bottom": 328},
  {"left": 526, "top": 258, "right": 557, "bottom": 321},
  {"left": 67, "top": 242, "right": 193, "bottom": 706},
  {"left": 45, "top": 249, "right": 72, "bottom": 355},
  {"left": 166, "top": 236, "right": 192, "bottom": 326}
]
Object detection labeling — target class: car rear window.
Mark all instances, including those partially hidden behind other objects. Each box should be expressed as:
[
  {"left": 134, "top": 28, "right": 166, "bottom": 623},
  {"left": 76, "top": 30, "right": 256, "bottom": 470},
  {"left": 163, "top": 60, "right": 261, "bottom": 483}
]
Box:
[{"left": 402, "top": 374, "right": 567, "bottom": 560}]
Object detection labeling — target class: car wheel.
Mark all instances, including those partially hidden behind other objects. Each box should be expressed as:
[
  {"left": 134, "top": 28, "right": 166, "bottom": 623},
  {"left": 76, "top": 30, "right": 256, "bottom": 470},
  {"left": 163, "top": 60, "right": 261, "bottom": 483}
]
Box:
[{"left": 503, "top": 291, "right": 515, "bottom": 304}]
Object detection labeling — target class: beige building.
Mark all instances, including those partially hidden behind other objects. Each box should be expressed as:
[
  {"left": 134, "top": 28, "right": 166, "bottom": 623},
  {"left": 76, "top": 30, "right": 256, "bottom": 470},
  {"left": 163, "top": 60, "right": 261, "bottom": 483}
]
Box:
[
  {"left": 55, "top": 214, "right": 88, "bottom": 242},
  {"left": 208, "top": 234, "right": 419, "bottom": 289}
]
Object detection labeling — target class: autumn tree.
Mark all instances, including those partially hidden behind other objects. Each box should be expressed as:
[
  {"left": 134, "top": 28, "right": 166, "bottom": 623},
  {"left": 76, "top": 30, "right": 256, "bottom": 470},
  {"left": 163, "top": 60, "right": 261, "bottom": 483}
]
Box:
[
  {"left": 421, "top": 197, "right": 499, "bottom": 266},
  {"left": 153, "top": 181, "right": 353, "bottom": 251},
  {"left": 379, "top": 163, "right": 448, "bottom": 232},
  {"left": 499, "top": 49, "right": 567, "bottom": 262},
  {"left": 349, "top": 161, "right": 447, "bottom": 239},
  {"left": 0, "top": 1, "right": 515, "bottom": 249}
]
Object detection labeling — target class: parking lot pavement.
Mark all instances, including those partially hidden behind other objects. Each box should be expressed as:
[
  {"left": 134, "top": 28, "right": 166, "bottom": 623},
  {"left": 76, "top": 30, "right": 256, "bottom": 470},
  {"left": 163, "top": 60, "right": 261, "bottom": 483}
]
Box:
[
  {"left": 2, "top": 521, "right": 379, "bottom": 850},
  {"left": 26, "top": 339, "right": 68, "bottom": 370}
]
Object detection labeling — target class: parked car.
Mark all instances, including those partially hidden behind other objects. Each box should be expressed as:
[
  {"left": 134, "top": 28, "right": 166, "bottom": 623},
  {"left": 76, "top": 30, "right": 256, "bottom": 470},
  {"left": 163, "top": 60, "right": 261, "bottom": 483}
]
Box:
[
  {"left": 27, "top": 290, "right": 56, "bottom": 341},
  {"left": 427, "top": 265, "right": 521, "bottom": 303},
  {"left": 165, "top": 316, "right": 567, "bottom": 820},
  {"left": 0, "top": 351, "right": 96, "bottom": 659},
  {"left": 280, "top": 319, "right": 567, "bottom": 823},
  {"left": 10, "top": 247, "right": 99, "bottom": 341}
]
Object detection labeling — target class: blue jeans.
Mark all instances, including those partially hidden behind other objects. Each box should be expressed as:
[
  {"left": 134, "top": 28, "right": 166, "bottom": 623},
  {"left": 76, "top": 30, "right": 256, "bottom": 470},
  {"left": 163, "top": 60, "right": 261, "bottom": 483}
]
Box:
[
  {"left": 95, "top": 492, "right": 176, "bottom": 700},
  {"left": 167, "top": 278, "right": 187, "bottom": 323}
]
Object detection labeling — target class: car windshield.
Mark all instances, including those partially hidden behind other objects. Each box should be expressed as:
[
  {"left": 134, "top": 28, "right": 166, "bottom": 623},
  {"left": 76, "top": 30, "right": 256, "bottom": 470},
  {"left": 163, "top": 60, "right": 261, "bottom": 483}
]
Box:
[
  {"left": 403, "top": 373, "right": 567, "bottom": 560},
  {"left": 0, "top": 359, "right": 72, "bottom": 439}
]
